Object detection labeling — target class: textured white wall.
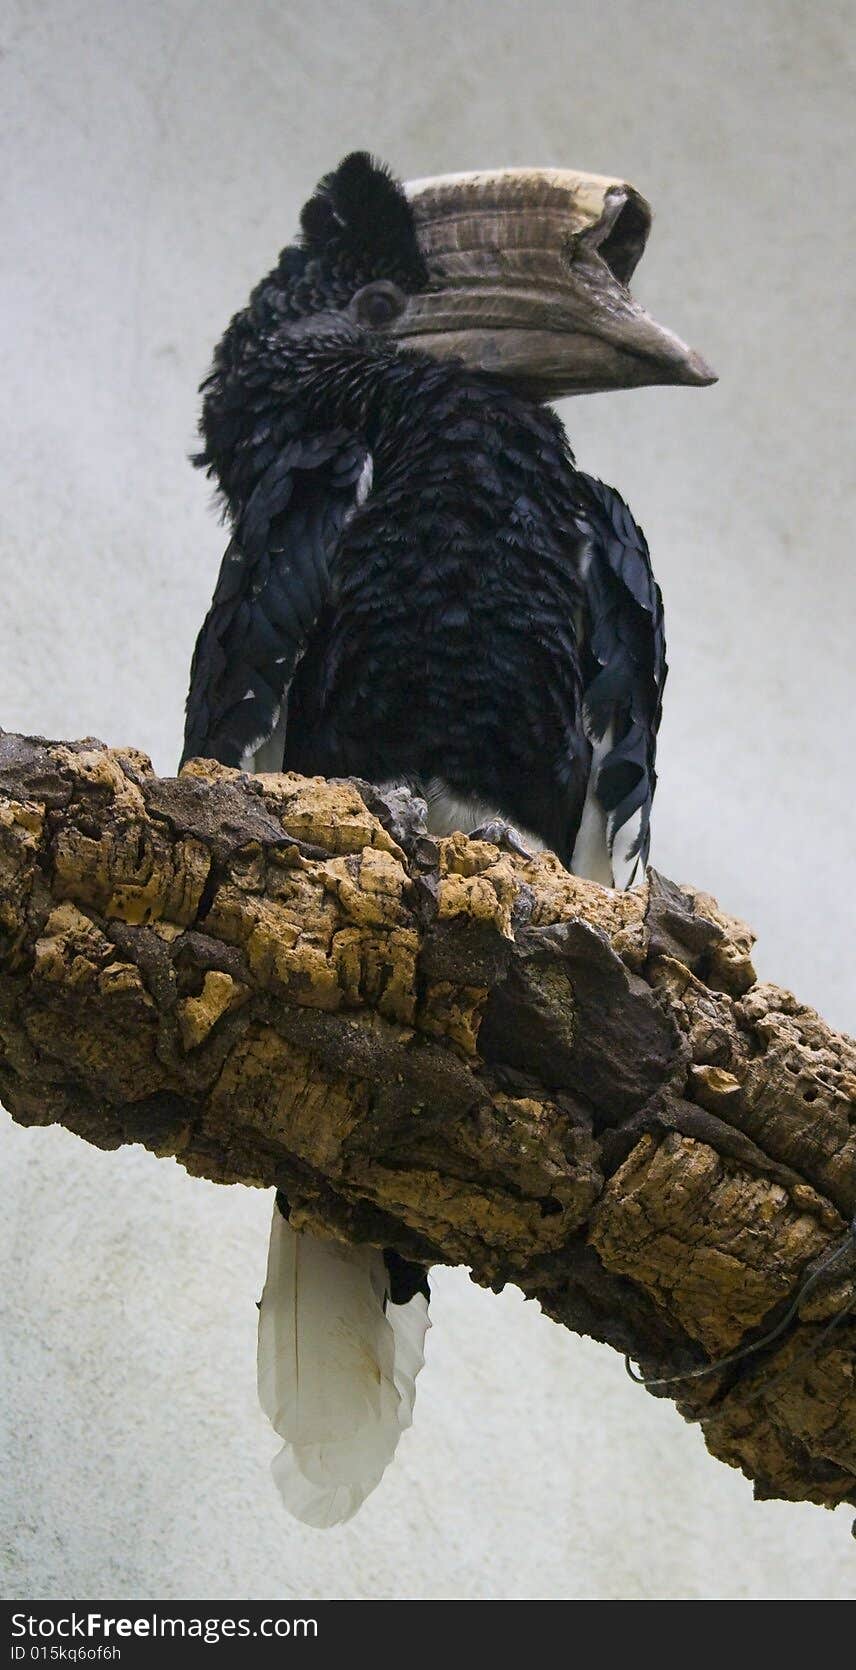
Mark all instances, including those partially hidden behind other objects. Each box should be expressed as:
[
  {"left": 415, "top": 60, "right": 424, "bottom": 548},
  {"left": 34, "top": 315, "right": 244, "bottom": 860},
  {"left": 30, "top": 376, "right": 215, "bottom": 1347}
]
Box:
[{"left": 1, "top": 0, "right": 854, "bottom": 1602}]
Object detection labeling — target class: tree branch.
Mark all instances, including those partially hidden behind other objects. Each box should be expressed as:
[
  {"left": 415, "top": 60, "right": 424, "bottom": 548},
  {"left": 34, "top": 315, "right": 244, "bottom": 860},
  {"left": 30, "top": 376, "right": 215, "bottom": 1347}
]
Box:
[{"left": 1, "top": 730, "right": 854, "bottom": 1511}]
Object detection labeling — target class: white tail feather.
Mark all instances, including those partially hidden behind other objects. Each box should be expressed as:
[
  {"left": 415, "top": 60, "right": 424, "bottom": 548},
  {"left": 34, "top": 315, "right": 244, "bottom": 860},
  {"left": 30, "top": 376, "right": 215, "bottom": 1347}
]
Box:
[
  {"left": 257, "top": 1206, "right": 429, "bottom": 1527},
  {"left": 389, "top": 1289, "right": 430, "bottom": 1425}
]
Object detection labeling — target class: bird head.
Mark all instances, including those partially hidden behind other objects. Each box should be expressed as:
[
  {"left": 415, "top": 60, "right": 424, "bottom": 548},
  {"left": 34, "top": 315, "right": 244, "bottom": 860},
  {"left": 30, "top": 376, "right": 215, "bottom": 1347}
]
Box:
[{"left": 267, "top": 151, "right": 715, "bottom": 399}]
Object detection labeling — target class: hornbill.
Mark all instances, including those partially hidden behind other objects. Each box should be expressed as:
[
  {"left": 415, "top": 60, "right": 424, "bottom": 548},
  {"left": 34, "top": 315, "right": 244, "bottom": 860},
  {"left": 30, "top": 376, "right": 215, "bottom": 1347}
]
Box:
[{"left": 182, "top": 153, "right": 715, "bottom": 1526}]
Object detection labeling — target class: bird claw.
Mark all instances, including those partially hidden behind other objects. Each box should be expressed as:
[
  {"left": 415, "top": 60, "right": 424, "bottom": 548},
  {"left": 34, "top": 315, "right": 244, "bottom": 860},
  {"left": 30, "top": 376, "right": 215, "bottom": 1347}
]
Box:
[{"left": 467, "top": 819, "right": 531, "bottom": 859}]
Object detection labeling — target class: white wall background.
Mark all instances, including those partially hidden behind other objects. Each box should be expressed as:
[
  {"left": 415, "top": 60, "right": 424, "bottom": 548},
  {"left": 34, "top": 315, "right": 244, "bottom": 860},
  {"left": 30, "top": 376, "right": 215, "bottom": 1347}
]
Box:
[{"left": 1, "top": 0, "right": 854, "bottom": 1601}]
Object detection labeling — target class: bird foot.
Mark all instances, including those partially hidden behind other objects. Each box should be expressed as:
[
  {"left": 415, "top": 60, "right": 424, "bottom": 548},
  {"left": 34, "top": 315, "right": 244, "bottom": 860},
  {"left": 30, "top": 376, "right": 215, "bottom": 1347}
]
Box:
[{"left": 467, "top": 819, "right": 531, "bottom": 859}]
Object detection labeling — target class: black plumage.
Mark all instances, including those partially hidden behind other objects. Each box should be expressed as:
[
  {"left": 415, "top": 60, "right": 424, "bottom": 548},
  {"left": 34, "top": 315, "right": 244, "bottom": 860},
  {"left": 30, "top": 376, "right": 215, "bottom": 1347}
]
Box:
[{"left": 183, "top": 151, "right": 666, "bottom": 878}]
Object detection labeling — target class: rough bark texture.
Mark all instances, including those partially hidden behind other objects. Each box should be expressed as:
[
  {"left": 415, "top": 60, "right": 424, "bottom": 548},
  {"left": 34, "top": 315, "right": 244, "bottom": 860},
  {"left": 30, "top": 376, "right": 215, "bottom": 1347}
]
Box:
[{"left": 1, "top": 731, "right": 854, "bottom": 1512}]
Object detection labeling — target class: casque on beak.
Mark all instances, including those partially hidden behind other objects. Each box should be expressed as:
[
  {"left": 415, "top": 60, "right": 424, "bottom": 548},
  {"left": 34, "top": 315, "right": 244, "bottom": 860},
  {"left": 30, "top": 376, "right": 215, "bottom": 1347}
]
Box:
[{"left": 396, "top": 169, "right": 716, "bottom": 398}]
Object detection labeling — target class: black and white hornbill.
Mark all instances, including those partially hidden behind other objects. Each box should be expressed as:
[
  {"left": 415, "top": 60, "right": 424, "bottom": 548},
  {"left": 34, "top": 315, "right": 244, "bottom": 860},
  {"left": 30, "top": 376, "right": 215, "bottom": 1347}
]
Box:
[{"left": 182, "top": 153, "right": 715, "bottom": 1526}]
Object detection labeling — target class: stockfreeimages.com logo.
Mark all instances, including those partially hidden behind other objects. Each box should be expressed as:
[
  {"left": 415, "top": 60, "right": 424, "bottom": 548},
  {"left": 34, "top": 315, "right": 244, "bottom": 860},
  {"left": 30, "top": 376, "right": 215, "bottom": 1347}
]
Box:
[{"left": 11, "top": 1613, "right": 319, "bottom": 1650}]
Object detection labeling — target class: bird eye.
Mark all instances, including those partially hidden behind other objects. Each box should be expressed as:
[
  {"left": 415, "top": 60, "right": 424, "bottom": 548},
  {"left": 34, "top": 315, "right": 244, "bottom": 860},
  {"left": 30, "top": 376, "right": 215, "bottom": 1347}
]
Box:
[{"left": 352, "top": 283, "right": 405, "bottom": 330}]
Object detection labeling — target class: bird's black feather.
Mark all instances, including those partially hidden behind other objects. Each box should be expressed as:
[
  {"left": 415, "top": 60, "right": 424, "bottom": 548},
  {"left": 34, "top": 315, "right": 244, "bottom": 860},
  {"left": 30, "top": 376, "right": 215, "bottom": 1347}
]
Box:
[
  {"left": 280, "top": 354, "right": 592, "bottom": 863},
  {"left": 299, "top": 151, "right": 428, "bottom": 293},
  {"left": 572, "top": 473, "right": 666, "bottom": 869},
  {"left": 182, "top": 426, "right": 368, "bottom": 767}
]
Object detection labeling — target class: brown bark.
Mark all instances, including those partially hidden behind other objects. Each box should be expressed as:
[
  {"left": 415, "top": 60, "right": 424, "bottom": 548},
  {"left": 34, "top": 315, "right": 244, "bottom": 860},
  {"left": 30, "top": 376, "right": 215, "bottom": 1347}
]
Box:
[{"left": 1, "top": 730, "right": 854, "bottom": 1511}]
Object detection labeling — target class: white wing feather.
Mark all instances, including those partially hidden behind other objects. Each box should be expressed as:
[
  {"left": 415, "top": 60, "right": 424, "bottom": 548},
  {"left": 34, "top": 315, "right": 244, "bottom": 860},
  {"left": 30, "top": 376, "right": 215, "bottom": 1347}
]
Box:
[
  {"left": 257, "top": 1206, "right": 429, "bottom": 1527},
  {"left": 569, "top": 722, "right": 616, "bottom": 886},
  {"left": 569, "top": 719, "right": 646, "bottom": 890}
]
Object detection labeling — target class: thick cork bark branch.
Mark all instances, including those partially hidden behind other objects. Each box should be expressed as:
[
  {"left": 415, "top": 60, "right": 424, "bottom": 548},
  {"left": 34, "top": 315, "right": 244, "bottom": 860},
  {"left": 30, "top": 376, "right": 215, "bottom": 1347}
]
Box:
[{"left": 1, "top": 731, "right": 854, "bottom": 1512}]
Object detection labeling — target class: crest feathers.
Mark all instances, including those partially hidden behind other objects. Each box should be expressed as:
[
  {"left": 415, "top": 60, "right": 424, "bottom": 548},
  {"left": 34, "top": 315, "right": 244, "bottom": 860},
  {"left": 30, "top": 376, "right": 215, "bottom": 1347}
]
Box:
[{"left": 298, "top": 151, "right": 427, "bottom": 289}]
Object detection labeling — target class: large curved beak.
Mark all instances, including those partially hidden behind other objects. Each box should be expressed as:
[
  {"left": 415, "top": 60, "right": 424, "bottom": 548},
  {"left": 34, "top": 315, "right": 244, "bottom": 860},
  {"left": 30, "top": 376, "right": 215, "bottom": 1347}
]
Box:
[{"left": 397, "top": 169, "right": 716, "bottom": 398}]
